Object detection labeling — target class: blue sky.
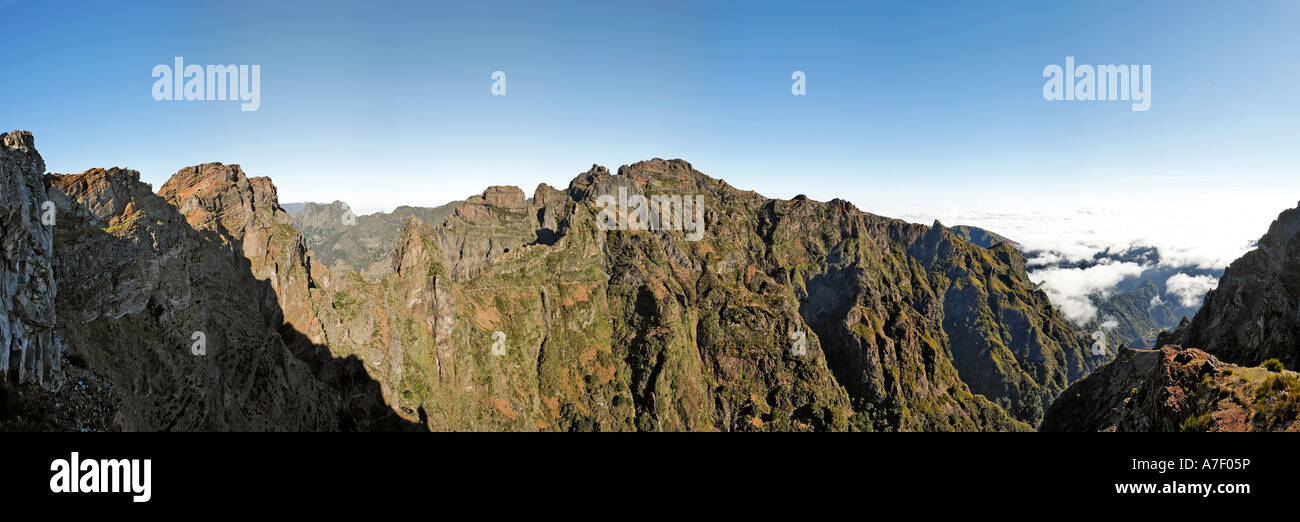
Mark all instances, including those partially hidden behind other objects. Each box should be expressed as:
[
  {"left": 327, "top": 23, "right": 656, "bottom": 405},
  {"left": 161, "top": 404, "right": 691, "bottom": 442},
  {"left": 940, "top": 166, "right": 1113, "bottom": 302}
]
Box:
[{"left": 3, "top": 0, "right": 1299, "bottom": 268}]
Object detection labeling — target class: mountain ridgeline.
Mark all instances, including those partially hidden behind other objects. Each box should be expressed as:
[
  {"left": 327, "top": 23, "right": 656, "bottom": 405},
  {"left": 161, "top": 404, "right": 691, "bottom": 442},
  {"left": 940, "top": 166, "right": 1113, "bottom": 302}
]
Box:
[
  {"left": 3, "top": 130, "right": 1109, "bottom": 431},
  {"left": 290, "top": 201, "right": 461, "bottom": 278}
]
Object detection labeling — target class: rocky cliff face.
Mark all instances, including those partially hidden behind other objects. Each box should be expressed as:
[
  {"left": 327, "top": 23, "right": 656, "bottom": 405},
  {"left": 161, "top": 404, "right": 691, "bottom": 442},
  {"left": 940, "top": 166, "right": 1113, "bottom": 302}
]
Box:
[
  {"left": 1188, "top": 203, "right": 1300, "bottom": 368},
  {"left": 0, "top": 130, "right": 60, "bottom": 388},
  {"left": 43, "top": 164, "right": 336, "bottom": 430},
  {"left": 0, "top": 149, "right": 417, "bottom": 430}
]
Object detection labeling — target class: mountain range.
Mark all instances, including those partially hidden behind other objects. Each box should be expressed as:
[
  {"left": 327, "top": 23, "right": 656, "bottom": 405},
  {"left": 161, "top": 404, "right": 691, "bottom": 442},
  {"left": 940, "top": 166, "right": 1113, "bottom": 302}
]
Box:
[{"left": 1, "top": 129, "right": 1295, "bottom": 431}]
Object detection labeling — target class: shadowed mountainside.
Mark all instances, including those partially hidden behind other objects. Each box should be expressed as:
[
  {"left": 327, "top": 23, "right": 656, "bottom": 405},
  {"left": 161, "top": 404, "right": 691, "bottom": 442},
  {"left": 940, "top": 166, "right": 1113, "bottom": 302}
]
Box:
[{"left": 0, "top": 131, "right": 421, "bottom": 431}]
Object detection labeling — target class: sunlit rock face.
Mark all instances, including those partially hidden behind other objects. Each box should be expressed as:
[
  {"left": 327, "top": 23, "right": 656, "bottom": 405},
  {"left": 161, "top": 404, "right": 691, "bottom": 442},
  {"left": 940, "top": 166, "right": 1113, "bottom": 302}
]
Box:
[{"left": 0, "top": 130, "right": 60, "bottom": 388}]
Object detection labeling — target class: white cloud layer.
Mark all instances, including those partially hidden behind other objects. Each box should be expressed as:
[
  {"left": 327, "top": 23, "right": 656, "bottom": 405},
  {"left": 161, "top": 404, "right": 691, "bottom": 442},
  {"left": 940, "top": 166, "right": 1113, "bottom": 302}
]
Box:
[
  {"left": 1166, "top": 273, "right": 1219, "bottom": 308},
  {"left": 1027, "top": 261, "right": 1147, "bottom": 325},
  {"left": 865, "top": 186, "right": 1294, "bottom": 272},
  {"left": 1148, "top": 294, "right": 1165, "bottom": 310},
  {"left": 851, "top": 182, "right": 1296, "bottom": 326}
]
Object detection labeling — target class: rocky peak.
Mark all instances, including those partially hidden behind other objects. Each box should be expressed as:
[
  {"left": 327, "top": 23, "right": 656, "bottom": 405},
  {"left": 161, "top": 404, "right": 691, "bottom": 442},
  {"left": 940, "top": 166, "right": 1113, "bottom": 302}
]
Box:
[
  {"left": 158, "top": 162, "right": 291, "bottom": 240},
  {"left": 475, "top": 185, "right": 527, "bottom": 213},
  {"left": 44, "top": 167, "right": 156, "bottom": 226},
  {"left": 0, "top": 130, "right": 60, "bottom": 387},
  {"left": 1188, "top": 202, "right": 1300, "bottom": 367},
  {"left": 159, "top": 162, "right": 326, "bottom": 344},
  {"left": 616, "top": 158, "right": 694, "bottom": 183},
  {"left": 1, "top": 130, "right": 38, "bottom": 156},
  {"left": 531, "top": 183, "right": 563, "bottom": 206},
  {"left": 391, "top": 215, "right": 430, "bottom": 276},
  {"left": 566, "top": 163, "right": 638, "bottom": 203}
]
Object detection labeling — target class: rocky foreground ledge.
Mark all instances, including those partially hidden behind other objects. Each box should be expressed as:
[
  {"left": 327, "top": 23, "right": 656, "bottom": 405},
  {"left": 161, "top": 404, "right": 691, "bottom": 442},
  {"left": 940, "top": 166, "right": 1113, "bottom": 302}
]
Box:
[{"left": 1043, "top": 343, "right": 1299, "bottom": 432}]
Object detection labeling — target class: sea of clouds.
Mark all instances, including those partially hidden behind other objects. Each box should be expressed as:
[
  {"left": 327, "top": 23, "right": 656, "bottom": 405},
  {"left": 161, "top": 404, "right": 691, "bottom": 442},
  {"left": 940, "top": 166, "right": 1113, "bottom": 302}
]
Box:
[{"left": 868, "top": 187, "right": 1297, "bottom": 327}]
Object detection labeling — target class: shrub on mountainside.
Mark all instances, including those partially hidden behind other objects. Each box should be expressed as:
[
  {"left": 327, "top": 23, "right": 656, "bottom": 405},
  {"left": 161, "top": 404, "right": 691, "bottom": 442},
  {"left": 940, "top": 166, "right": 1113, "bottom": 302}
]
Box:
[{"left": 1262, "top": 358, "right": 1284, "bottom": 372}]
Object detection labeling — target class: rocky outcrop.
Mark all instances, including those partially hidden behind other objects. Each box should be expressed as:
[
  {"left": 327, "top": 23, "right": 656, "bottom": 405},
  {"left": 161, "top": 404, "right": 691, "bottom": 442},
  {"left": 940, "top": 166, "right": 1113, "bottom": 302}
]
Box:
[
  {"left": 1043, "top": 345, "right": 1299, "bottom": 432},
  {"left": 0, "top": 130, "right": 60, "bottom": 387},
  {"left": 43, "top": 165, "right": 337, "bottom": 430},
  {"left": 1188, "top": 202, "right": 1300, "bottom": 368},
  {"left": 159, "top": 163, "right": 332, "bottom": 348}
]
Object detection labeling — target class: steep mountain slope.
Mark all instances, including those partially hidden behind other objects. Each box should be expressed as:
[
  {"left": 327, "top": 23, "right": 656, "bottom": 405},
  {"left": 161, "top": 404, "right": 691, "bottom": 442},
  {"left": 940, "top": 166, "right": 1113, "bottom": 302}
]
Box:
[
  {"left": 0, "top": 130, "right": 419, "bottom": 431},
  {"left": 294, "top": 201, "right": 460, "bottom": 277},
  {"left": 909, "top": 224, "right": 1095, "bottom": 424},
  {"left": 946, "top": 227, "right": 1206, "bottom": 351},
  {"left": 1188, "top": 202, "right": 1300, "bottom": 368},
  {"left": 47, "top": 162, "right": 414, "bottom": 430}
]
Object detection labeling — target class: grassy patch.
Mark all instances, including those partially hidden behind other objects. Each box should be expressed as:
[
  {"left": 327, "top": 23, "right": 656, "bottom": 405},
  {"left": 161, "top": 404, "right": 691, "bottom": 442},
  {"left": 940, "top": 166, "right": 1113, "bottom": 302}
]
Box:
[
  {"left": 1179, "top": 412, "right": 1212, "bottom": 432},
  {"left": 1251, "top": 374, "right": 1300, "bottom": 430}
]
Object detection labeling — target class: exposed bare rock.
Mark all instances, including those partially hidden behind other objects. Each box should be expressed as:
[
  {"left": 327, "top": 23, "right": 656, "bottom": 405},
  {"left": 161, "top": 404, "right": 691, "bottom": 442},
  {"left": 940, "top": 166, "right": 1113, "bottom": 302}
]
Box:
[
  {"left": 475, "top": 185, "right": 527, "bottom": 213},
  {"left": 1188, "top": 202, "right": 1300, "bottom": 368},
  {"left": 0, "top": 130, "right": 60, "bottom": 388},
  {"left": 159, "top": 162, "right": 329, "bottom": 347},
  {"left": 1043, "top": 345, "right": 1299, "bottom": 432},
  {"left": 8, "top": 152, "right": 419, "bottom": 431},
  {"left": 43, "top": 165, "right": 339, "bottom": 430}
]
